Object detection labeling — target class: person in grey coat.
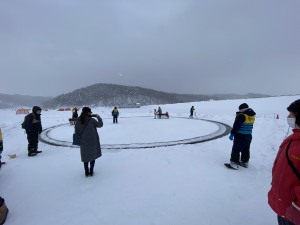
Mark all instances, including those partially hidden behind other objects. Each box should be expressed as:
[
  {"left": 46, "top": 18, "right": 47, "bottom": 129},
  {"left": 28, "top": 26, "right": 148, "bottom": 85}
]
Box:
[{"left": 75, "top": 107, "right": 103, "bottom": 177}]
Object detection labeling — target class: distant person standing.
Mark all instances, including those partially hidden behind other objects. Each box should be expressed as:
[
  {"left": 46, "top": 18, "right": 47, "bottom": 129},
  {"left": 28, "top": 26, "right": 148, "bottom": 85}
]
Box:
[
  {"left": 157, "top": 106, "right": 162, "bottom": 119},
  {"left": 190, "top": 106, "right": 195, "bottom": 118},
  {"left": 154, "top": 109, "right": 157, "bottom": 119},
  {"left": 225, "top": 103, "right": 256, "bottom": 170},
  {"left": 75, "top": 107, "right": 103, "bottom": 177},
  {"left": 268, "top": 99, "right": 300, "bottom": 225},
  {"left": 0, "top": 128, "right": 3, "bottom": 168},
  {"left": 112, "top": 106, "right": 119, "bottom": 123},
  {"left": 22, "top": 106, "right": 43, "bottom": 157},
  {"left": 72, "top": 108, "right": 78, "bottom": 119}
]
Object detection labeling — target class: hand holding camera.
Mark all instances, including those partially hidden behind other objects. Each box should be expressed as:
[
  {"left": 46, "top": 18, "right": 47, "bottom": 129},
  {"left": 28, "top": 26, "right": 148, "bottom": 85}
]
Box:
[{"left": 91, "top": 114, "right": 98, "bottom": 117}]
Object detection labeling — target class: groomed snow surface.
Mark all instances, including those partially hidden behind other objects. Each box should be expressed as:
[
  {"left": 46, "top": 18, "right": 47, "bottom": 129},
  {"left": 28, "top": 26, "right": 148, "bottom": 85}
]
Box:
[{"left": 1, "top": 95, "right": 300, "bottom": 225}]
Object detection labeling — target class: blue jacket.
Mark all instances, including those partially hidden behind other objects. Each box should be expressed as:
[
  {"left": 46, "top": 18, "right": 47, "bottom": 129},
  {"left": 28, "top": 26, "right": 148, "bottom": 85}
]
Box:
[{"left": 231, "top": 108, "right": 256, "bottom": 135}]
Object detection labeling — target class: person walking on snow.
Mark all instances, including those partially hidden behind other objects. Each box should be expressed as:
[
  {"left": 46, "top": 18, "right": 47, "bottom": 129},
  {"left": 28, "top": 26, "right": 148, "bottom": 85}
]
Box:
[
  {"left": 190, "top": 106, "right": 195, "bottom": 118},
  {"left": 112, "top": 106, "right": 119, "bottom": 123},
  {"left": 23, "top": 106, "right": 43, "bottom": 157},
  {"left": 268, "top": 99, "right": 300, "bottom": 225},
  {"left": 75, "top": 107, "right": 103, "bottom": 177},
  {"left": 226, "top": 103, "right": 256, "bottom": 169}
]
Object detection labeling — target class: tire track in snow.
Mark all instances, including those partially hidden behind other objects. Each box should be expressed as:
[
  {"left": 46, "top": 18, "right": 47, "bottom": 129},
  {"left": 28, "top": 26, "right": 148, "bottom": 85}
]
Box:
[{"left": 39, "top": 117, "right": 231, "bottom": 150}]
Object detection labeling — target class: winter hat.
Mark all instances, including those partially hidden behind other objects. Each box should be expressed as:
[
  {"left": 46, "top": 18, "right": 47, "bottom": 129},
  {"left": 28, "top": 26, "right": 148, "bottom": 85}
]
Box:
[
  {"left": 32, "top": 106, "right": 42, "bottom": 114},
  {"left": 239, "top": 103, "right": 249, "bottom": 110},
  {"left": 287, "top": 99, "right": 300, "bottom": 125},
  {"left": 82, "top": 107, "right": 92, "bottom": 113}
]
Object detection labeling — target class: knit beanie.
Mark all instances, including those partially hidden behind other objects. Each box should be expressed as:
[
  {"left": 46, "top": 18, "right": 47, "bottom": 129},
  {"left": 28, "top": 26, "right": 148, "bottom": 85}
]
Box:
[
  {"left": 239, "top": 103, "right": 249, "bottom": 110},
  {"left": 82, "top": 107, "right": 92, "bottom": 113}
]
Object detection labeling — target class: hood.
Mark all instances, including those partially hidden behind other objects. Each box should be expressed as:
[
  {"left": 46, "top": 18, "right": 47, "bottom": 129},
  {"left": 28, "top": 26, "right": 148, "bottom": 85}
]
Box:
[{"left": 238, "top": 108, "right": 256, "bottom": 116}]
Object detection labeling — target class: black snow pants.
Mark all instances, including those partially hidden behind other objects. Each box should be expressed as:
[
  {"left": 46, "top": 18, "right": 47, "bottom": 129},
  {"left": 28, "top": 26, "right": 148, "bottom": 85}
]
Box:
[
  {"left": 277, "top": 215, "right": 295, "bottom": 225},
  {"left": 27, "top": 131, "right": 39, "bottom": 152},
  {"left": 230, "top": 133, "right": 252, "bottom": 164},
  {"left": 113, "top": 116, "right": 118, "bottom": 123}
]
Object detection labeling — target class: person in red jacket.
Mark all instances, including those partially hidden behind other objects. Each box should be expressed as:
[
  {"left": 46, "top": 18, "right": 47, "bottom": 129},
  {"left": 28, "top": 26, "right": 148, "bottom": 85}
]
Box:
[{"left": 268, "top": 99, "right": 300, "bottom": 225}]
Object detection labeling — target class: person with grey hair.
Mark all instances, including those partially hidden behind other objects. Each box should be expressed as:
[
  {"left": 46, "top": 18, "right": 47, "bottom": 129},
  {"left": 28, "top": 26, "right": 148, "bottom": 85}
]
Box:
[
  {"left": 75, "top": 107, "right": 103, "bottom": 177},
  {"left": 225, "top": 103, "right": 256, "bottom": 170}
]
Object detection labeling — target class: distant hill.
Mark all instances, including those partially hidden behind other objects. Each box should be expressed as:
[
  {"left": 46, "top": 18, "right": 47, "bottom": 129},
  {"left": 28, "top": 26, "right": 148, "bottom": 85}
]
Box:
[
  {"left": 211, "top": 93, "right": 271, "bottom": 99},
  {"left": 0, "top": 93, "right": 52, "bottom": 109},
  {"left": 42, "top": 83, "right": 271, "bottom": 109}
]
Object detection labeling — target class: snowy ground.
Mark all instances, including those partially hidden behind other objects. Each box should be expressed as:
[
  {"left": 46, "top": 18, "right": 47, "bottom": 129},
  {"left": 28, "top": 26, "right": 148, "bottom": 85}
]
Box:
[{"left": 1, "top": 95, "right": 300, "bottom": 225}]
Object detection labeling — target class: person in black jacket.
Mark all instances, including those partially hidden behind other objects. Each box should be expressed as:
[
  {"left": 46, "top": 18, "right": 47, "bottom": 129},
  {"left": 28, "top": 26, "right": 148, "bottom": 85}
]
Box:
[
  {"left": 227, "top": 103, "right": 256, "bottom": 169},
  {"left": 72, "top": 108, "right": 78, "bottom": 119},
  {"left": 23, "top": 106, "right": 43, "bottom": 157},
  {"left": 111, "top": 107, "right": 119, "bottom": 124},
  {"left": 0, "top": 128, "right": 3, "bottom": 168},
  {"left": 0, "top": 196, "right": 8, "bottom": 225},
  {"left": 189, "top": 106, "right": 195, "bottom": 118}
]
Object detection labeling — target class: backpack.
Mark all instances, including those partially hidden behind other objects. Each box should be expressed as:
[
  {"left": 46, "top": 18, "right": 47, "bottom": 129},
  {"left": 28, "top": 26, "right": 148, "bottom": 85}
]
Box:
[{"left": 21, "top": 115, "right": 30, "bottom": 129}]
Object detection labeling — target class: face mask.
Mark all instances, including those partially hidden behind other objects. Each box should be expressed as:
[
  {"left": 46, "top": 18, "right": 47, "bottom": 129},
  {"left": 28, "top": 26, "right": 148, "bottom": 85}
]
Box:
[{"left": 287, "top": 117, "right": 296, "bottom": 128}]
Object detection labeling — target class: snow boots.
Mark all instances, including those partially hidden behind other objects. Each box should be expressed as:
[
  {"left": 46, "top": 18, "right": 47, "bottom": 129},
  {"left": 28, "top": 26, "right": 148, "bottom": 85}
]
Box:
[
  {"left": 90, "top": 168, "right": 94, "bottom": 176},
  {"left": 28, "top": 148, "right": 42, "bottom": 157},
  {"left": 224, "top": 161, "right": 239, "bottom": 170},
  {"left": 0, "top": 197, "right": 8, "bottom": 225},
  {"left": 28, "top": 151, "right": 37, "bottom": 157},
  {"left": 225, "top": 161, "right": 249, "bottom": 170},
  {"left": 84, "top": 168, "right": 94, "bottom": 177},
  {"left": 84, "top": 161, "right": 95, "bottom": 177},
  {"left": 239, "top": 161, "right": 249, "bottom": 168}
]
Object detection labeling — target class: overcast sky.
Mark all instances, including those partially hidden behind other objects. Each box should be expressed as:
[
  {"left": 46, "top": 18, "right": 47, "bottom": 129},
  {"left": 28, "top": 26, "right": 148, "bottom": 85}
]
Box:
[{"left": 0, "top": 0, "right": 299, "bottom": 97}]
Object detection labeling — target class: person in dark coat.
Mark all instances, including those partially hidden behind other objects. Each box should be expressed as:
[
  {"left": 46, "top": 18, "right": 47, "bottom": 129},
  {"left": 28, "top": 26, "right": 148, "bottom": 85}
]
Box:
[
  {"left": 268, "top": 99, "right": 300, "bottom": 225},
  {"left": 157, "top": 106, "right": 162, "bottom": 119},
  {"left": 227, "top": 103, "right": 256, "bottom": 169},
  {"left": 75, "top": 107, "right": 103, "bottom": 177},
  {"left": 112, "top": 106, "right": 119, "bottom": 124},
  {"left": 23, "top": 106, "right": 43, "bottom": 157},
  {"left": 190, "top": 106, "right": 195, "bottom": 118},
  {"left": 0, "top": 196, "right": 8, "bottom": 225},
  {"left": 0, "top": 128, "right": 3, "bottom": 168}
]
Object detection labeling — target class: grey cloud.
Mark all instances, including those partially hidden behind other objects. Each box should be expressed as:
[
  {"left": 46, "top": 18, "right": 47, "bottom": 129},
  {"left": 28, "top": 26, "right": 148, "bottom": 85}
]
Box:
[{"left": 0, "top": 0, "right": 299, "bottom": 96}]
